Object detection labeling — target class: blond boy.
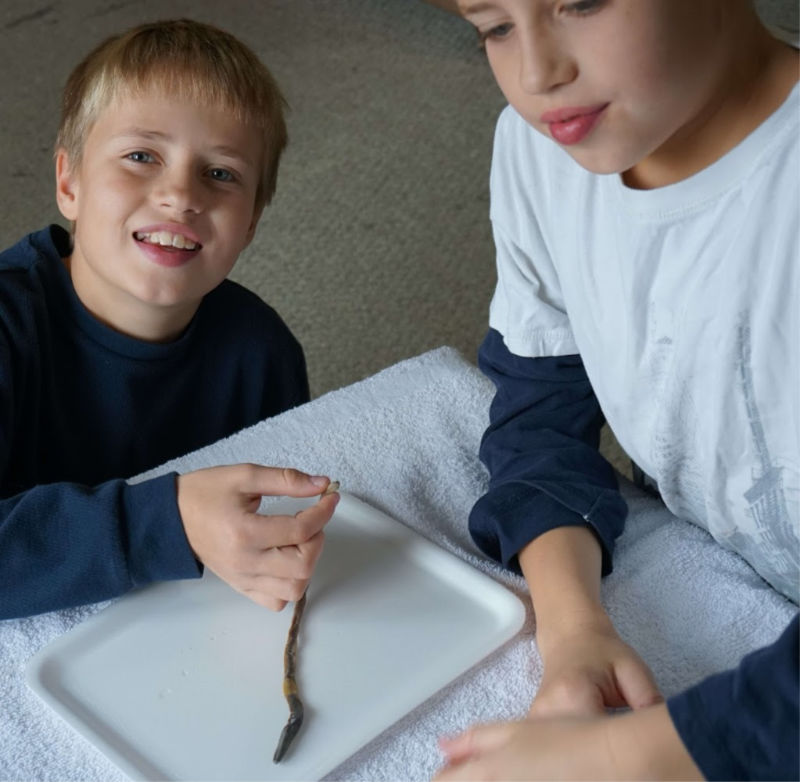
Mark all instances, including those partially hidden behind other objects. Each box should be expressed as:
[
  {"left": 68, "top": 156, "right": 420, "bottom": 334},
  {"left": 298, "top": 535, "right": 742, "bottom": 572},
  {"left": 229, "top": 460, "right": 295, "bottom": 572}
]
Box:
[{"left": 0, "top": 19, "right": 337, "bottom": 619}]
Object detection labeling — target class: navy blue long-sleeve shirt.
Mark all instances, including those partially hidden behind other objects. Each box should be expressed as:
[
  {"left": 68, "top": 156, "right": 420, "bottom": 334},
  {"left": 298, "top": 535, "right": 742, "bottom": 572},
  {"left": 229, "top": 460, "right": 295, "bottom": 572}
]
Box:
[
  {"left": 0, "top": 225, "right": 309, "bottom": 619},
  {"left": 470, "top": 327, "right": 799, "bottom": 781},
  {"left": 469, "top": 327, "right": 627, "bottom": 575},
  {"left": 669, "top": 614, "right": 799, "bottom": 781}
]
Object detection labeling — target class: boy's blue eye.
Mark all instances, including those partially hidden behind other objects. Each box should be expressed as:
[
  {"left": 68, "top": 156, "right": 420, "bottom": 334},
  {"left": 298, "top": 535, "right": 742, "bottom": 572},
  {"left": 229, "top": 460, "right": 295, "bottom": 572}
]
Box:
[
  {"left": 126, "top": 151, "right": 154, "bottom": 163},
  {"left": 208, "top": 168, "right": 235, "bottom": 183},
  {"left": 564, "top": 0, "right": 604, "bottom": 14},
  {"left": 478, "top": 22, "right": 513, "bottom": 45},
  {"left": 476, "top": 0, "right": 602, "bottom": 45}
]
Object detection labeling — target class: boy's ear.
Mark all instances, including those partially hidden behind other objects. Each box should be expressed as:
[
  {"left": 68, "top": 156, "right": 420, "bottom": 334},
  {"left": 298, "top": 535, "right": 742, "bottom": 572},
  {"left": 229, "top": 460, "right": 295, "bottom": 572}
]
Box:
[{"left": 55, "top": 149, "right": 80, "bottom": 221}]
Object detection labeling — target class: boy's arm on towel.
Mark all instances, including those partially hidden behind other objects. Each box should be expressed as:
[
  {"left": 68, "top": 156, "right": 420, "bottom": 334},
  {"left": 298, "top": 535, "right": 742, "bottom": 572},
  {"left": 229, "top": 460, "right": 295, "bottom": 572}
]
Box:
[
  {"left": 0, "top": 474, "right": 200, "bottom": 619},
  {"left": 468, "top": 328, "right": 626, "bottom": 577},
  {"left": 468, "top": 329, "right": 660, "bottom": 718}
]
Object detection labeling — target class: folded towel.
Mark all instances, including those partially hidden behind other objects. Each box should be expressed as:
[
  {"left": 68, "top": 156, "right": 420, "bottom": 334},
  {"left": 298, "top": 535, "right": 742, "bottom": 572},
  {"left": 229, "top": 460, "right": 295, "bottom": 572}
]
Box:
[{"left": 2, "top": 347, "right": 794, "bottom": 782}]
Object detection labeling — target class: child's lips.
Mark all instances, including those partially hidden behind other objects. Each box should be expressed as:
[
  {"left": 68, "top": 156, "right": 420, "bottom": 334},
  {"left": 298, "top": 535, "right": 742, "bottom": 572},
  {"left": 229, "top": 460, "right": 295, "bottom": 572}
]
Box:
[
  {"left": 133, "top": 227, "right": 203, "bottom": 251},
  {"left": 133, "top": 231, "right": 202, "bottom": 268},
  {"left": 541, "top": 103, "right": 609, "bottom": 146}
]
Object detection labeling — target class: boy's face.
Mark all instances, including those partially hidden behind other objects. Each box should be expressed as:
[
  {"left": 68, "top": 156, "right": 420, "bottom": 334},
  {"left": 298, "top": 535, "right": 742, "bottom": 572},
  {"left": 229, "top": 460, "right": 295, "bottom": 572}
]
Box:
[
  {"left": 56, "top": 88, "right": 263, "bottom": 341},
  {"left": 458, "top": 0, "right": 737, "bottom": 186}
]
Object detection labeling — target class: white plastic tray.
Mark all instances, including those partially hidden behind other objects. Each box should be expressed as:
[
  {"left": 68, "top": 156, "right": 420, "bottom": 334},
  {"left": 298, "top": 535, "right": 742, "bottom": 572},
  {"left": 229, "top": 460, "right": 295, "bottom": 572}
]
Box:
[{"left": 26, "top": 492, "right": 525, "bottom": 781}]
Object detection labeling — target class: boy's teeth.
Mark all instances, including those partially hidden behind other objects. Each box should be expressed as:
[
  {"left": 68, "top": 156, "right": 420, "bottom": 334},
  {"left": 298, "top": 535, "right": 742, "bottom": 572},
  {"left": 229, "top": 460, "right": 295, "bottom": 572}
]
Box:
[{"left": 134, "top": 231, "right": 199, "bottom": 250}]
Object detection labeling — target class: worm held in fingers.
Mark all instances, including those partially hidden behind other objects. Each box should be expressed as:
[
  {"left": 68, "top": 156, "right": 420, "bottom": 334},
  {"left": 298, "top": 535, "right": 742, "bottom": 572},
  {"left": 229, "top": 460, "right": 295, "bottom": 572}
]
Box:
[
  {"left": 321, "top": 480, "right": 340, "bottom": 496},
  {"left": 272, "top": 479, "right": 339, "bottom": 763}
]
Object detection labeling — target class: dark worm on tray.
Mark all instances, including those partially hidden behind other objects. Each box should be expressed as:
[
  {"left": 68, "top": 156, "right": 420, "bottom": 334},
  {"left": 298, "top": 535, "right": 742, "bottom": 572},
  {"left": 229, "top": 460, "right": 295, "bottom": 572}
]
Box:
[{"left": 272, "top": 481, "right": 339, "bottom": 763}]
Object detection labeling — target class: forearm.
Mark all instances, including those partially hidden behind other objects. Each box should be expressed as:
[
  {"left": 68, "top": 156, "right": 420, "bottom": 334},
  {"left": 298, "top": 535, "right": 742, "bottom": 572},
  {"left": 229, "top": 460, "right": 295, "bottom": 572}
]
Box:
[
  {"left": 0, "top": 474, "right": 199, "bottom": 618},
  {"left": 607, "top": 704, "right": 703, "bottom": 780},
  {"left": 519, "top": 525, "right": 607, "bottom": 653}
]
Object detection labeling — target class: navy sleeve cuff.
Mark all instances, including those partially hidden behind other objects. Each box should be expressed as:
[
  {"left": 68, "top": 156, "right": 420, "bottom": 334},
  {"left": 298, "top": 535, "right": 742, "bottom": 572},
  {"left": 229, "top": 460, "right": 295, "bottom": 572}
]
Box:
[
  {"left": 667, "top": 614, "right": 799, "bottom": 781},
  {"left": 469, "top": 479, "right": 624, "bottom": 575},
  {"left": 122, "top": 472, "right": 203, "bottom": 586},
  {"left": 469, "top": 328, "right": 627, "bottom": 575}
]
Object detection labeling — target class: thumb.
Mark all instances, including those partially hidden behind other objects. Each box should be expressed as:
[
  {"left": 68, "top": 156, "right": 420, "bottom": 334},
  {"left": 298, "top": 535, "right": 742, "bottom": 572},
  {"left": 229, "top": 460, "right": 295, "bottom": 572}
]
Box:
[
  {"left": 616, "top": 658, "right": 663, "bottom": 710},
  {"left": 236, "top": 465, "right": 331, "bottom": 498}
]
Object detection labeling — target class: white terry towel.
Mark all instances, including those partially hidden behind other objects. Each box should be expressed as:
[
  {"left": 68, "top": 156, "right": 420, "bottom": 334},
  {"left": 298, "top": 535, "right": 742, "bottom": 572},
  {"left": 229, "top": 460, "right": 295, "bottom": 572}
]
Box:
[{"left": 1, "top": 347, "right": 796, "bottom": 782}]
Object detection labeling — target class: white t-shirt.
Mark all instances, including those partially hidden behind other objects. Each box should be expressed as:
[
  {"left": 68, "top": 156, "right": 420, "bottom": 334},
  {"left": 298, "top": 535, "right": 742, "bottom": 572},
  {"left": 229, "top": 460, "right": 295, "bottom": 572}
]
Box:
[{"left": 488, "top": 83, "right": 799, "bottom": 603}]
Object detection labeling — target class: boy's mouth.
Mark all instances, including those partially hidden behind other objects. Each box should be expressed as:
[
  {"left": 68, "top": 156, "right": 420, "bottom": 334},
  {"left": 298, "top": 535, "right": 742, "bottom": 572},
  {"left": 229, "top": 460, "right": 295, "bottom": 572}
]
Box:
[
  {"left": 540, "top": 103, "right": 609, "bottom": 146},
  {"left": 133, "top": 230, "right": 202, "bottom": 251}
]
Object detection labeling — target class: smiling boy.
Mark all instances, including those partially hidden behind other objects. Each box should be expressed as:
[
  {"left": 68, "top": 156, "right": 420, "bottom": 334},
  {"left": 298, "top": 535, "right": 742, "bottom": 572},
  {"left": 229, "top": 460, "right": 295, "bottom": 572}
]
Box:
[{"left": 0, "top": 19, "right": 338, "bottom": 620}]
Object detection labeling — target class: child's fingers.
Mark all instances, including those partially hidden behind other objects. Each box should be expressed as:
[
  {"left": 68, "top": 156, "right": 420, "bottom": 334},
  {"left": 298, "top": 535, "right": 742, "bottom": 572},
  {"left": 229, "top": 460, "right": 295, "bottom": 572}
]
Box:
[
  {"left": 246, "top": 493, "right": 338, "bottom": 549},
  {"left": 237, "top": 574, "right": 310, "bottom": 608},
  {"left": 616, "top": 658, "right": 664, "bottom": 710},
  {"left": 529, "top": 674, "right": 606, "bottom": 718},
  {"left": 235, "top": 589, "right": 288, "bottom": 612},
  {"left": 224, "top": 571, "right": 317, "bottom": 611},
  {"left": 438, "top": 722, "right": 514, "bottom": 765},
  {"left": 250, "top": 531, "right": 326, "bottom": 579},
  {"left": 262, "top": 597, "right": 289, "bottom": 612},
  {"left": 232, "top": 464, "right": 333, "bottom": 499},
  {"left": 290, "top": 492, "right": 339, "bottom": 540}
]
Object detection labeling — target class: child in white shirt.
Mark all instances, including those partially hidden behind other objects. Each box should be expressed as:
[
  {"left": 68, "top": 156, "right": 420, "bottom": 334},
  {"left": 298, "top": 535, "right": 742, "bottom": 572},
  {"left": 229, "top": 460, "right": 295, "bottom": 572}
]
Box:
[{"left": 436, "top": 1, "right": 799, "bottom": 779}]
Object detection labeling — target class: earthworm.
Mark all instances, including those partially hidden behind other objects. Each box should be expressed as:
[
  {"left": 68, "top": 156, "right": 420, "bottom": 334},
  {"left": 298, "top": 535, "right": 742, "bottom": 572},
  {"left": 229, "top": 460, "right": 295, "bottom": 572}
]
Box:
[{"left": 272, "top": 480, "right": 339, "bottom": 763}]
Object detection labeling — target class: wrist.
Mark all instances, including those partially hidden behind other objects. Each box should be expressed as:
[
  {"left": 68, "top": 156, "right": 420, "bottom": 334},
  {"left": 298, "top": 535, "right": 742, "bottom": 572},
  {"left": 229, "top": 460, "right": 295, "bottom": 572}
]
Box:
[
  {"left": 518, "top": 526, "right": 609, "bottom": 655},
  {"left": 534, "top": 604, "right": 615, "bottom": 660}
]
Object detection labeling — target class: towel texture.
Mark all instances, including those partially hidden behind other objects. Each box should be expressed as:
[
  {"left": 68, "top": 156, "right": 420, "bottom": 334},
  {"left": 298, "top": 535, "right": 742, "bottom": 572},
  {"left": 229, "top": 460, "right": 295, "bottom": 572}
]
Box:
[{"left": 1, "top": 347, "right": 795, "bottom": 781}]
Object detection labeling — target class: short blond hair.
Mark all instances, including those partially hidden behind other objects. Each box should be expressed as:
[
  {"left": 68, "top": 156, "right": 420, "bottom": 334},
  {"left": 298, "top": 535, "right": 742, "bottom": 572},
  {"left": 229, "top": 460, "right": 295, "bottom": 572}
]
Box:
[{"left": 56, "top": 18, "right": 288, "bottom": 209}]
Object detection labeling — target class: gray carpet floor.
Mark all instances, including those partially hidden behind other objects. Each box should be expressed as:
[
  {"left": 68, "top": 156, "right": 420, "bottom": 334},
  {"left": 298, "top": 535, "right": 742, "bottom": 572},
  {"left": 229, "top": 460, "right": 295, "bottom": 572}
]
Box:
[{"left": 2, "top": 0, "right": 796, "bottom": 473}]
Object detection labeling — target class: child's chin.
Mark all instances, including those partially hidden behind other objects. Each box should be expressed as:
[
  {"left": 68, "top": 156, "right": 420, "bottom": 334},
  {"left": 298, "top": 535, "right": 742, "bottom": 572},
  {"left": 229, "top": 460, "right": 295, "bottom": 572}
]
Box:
[{"left": 563, "top": 148, "right": 633, "bottom": 177}]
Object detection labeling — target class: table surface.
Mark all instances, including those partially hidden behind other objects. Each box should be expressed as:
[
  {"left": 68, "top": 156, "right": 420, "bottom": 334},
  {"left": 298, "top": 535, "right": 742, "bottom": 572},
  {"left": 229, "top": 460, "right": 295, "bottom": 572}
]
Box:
[{"left": 2, "top": 348, "right": 795, "bottom": 782}]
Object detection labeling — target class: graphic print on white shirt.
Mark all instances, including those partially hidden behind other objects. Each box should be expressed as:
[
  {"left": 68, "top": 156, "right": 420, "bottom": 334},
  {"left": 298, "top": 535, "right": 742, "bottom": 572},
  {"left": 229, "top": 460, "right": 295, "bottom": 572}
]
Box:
[
  {"left": 644, "top": 302, "right": 706, "bottom": 529},
  {"left": 730, "top": 316, "right": 799, "bottom": 597}
]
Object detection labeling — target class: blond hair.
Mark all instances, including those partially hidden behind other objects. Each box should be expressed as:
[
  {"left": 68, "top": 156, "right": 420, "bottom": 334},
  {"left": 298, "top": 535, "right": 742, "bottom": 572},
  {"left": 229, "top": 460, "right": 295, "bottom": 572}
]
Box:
[{"left": 56, "top": 18, "right": 288, "bottom": 209}]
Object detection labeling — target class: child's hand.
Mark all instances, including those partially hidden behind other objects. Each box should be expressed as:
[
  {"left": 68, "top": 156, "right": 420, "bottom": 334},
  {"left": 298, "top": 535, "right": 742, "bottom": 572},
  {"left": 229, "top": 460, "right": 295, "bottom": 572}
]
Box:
[
  {"left": 435, "top": 703, "right": 703, "bottom": 781},
  {"left": 176, "top": 465, "right": 338, "bottom": 610},
  {"left": 436, "top": 714, "right": 615, "bottom": 781},
  {"left": 530, "top": 618, "right": 663, "bottom": 718}
]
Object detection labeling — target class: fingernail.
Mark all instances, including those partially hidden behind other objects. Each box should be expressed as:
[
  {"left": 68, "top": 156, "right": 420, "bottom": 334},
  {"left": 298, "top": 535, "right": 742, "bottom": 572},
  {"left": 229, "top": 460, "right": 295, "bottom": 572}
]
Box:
[{"left": 310, "top": 475, "right": 328, "bottom": 487}]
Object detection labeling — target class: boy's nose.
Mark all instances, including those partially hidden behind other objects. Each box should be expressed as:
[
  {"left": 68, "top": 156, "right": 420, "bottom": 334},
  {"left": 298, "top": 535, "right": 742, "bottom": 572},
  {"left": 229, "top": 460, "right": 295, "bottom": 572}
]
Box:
[
  {"left": 156, "top": 167, "right": 203, "bottom": 214},
  {"left": 518, "top": 31, "right": 575, "bottom": 95}
]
